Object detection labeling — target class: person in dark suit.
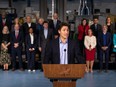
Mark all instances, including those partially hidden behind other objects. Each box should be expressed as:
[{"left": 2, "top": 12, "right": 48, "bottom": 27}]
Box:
[
  {"left": 36, "top": 18, "right": 44, "bottom": 37},
  {"left": 21, "top": 16, "right": 36, "bottom": 36},
  {"left": 106, "top": 17, "right": 115, "bottom": 61},
  {"left": 38, "top": 21, "right": 53, "bottom": 71},
  {"left": 90, "top": 18, "right": 102, "bottom": 37},
  {"left": 10, "top": 24, "right": 24, "bottom": 71},
  {"left": 0, "top": 13, "right": 12, "bottom": 33},
  {"left": 106, "top": 17, "right": 115, "bottom": 34},
  {"left": 48, "top": 13, "right": 61, "bottom": 39},
  {"left": 90, "top": 18, "right": 102, "bottom": 60},
  {"left": 26, "top": 27, "right": 37, "bottom": 72},
  {"left": 98, "top": 25, "right": 112, "bottom": 73},
  {"left": 43, "top": 22, "right": 84, "bottom": 64},
  {"left": 21, "top": 16, "right": 36, "bottom": 61}
]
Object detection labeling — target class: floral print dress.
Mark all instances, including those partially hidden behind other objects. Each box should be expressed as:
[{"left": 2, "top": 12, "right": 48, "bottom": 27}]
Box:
[{"left": 0, "top": 34, "right": 11, "bottom": 65}]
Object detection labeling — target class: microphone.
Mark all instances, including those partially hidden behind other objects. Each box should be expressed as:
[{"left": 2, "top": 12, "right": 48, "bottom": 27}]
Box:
[
  {"left": 64, "top": 49, "right": 66, "bottom": 52},
  {"left": 64, "top": 49, "right": 66, "bottom": 64}
]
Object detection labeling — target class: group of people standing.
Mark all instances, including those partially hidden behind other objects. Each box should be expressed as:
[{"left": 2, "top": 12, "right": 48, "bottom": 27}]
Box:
[
  {"left": 0, "top": 12, "right": 61, "bottom": 72},
  {"left": 0, "top": 12, "right": 115, "bottom": 73},
  {"left": 78, "top": 17, "right": 115, "bottom": 73}
]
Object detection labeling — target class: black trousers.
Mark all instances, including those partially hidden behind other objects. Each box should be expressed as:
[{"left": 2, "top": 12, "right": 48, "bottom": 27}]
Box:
[
  {"left": 26, "top": 44, "right": 35, "bottom": 70},
  {"left": 11, "top": 48, "right": 23, "bottom": 69},
  {"left": 78, "top": 40, "right": 84, "bottom": 56},
  {"left": 99, "top": 49, "right": 109, "bottom": 69}
]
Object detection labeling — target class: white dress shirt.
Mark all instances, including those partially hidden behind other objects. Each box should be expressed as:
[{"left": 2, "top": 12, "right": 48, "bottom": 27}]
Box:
[
  {"left": 84, "top": 35, "right": 96, "bottom": 49},
  {"left": 2, "top": 19, "right": 6, "bottom": 24},
  {"left": 44, "top": 29, "right": 48, "bottom": 39},
  {"left": 59, "top": 39, "right": 68, "bottom": 64},
  {"left": 28, "top": 23, "right": 31, "bottom": 27},
  {"left": 53, "top": 19, "right": 57, "bottom": 28},
  {"left": 30, "top": 33, "right": 34, "bottom": 44}
]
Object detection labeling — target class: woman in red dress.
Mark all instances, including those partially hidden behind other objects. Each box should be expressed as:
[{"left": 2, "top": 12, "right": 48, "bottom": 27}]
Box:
[{"left": 84, "top": 29, "right": 96, "bottom": 73}]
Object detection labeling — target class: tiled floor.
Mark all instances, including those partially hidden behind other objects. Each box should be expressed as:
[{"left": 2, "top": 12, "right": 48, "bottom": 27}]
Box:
[{"left": 0, "top": 70, "right": 116, "bottom": 87}]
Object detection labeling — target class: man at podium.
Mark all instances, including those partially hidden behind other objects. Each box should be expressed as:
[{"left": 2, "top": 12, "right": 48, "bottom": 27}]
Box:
[
  {"left": 43, "top": 22, "right": 84, "bottom": 64},
  {"left": 43, "top": 23, "right": 85, "bottom": 86}
]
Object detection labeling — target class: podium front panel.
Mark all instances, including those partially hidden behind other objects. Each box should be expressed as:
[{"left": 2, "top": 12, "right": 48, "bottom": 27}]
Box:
[{"left": 43, "top": 64, "right": 86, "bottom": 79}]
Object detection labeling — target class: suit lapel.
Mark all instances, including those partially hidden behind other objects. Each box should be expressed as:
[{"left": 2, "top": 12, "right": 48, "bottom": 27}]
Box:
[
  {"left": 14, "top": 31, "right": 18, "bottom": 40},
  {"left": 47, "top": 29, "right": 50, "bottom": 39},
  {"left": 42, "top": 29, "right": 46, "bottom": 39},
  {"left": 26, "top": 23, "right": 29, "bottom": 28},
  {"left": 101, "top": 33, "right": 103, "bottom": 44},
  {"left": 28, "top": 34, "right": 31, "bottom": 43},
  {"left": 17, "top": 31, "right": 20, "bottom": 39},
  {"left": 56, "top": 38, "right": 60, "bottom": 63},
  {"left": 33, "top": 34, "right": 36, "bottom": 44},
  {"left": 106, "top": 33, "right": 108, "bottom": 45},
  {"left": 26, "top": 23, "right": 32, "bottom": 28},
  {"left": 68, "top": 39, "right": 71, "bottom": 64},
  {"left": 13, "top": 32, "right": 16, "bottom": 39},
  {"left": 29, "top": 34, "right": 35, "bottom": 44},
  {"left": 56, "top": 20, "right": 59, "bottom": 28}
]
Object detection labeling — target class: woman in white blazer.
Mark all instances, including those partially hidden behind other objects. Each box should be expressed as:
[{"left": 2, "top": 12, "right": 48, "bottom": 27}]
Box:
[{"left": 84, "top": 29, "right": 97, "bottom": 73}]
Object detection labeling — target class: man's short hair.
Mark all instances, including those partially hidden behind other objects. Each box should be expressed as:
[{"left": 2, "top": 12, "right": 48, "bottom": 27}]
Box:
[
  {"left": 58, "top": 22, "right": 69, "bottom": 30},
  {"left": 43, "top": 21, "right": 48, "bottom": 25}
]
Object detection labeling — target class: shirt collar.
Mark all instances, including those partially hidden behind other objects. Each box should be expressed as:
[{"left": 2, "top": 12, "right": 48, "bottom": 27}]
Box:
[
  {"left": 15, "top": 30, "right": 19, "bottom": 32},
  {"left": 44, "top": 28, "right": 48, "bottom": 30},
  {"left": 59, "top": 38, "right": 68, "bottom": 44},
  {"left": 103, "top": 31, "right": 107, "bottom": 34},
  {"left": 30, "top": 33, "right": 33, "bottom": 35}
]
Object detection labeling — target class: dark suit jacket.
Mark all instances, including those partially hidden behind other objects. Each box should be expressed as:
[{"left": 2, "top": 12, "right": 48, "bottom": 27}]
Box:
[
  {"left": 36, "top": 23, "right": 43, "bottom": 36},
  {"left": 10, "top": 31, "right": 23, "bottom": 49},
  {"left": 43, "top": 38, "right": 84, "bottom": 64},
  {"left": 21, "top": 22, "right": 36, "bottom": 36},
  {"left": 25, "top": 33, "right": 37, "bottom": 51},
  {"left": 90, "top": 24, "right": 102, "bottom": 37},
  {"left": 48, "top": 19, "right": 61, "bottom": 35},
  {"left": 0, "top": 17, "right": 12, "bottom": 33},
  {"left": 38, "top": 29, "right": 54, "bottom": 58},
  {"left": 98, "top": 32, "right": 112, "bottom": 50},
  {"left": 107, "top": 23, "right": 115, "bottom": 34}
]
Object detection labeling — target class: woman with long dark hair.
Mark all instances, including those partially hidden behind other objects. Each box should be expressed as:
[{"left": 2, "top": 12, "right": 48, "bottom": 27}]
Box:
[
  {"left": 77, "top": 18, "right": 89, "bottom": 56},
  {"left": 106, "top": 17, "right": 115, "bottom": 61}
]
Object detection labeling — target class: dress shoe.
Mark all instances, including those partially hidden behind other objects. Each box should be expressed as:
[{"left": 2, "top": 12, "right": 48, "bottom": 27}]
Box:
[
  {"left": 32, "top": 70, "right": 35, "bottom": 72},
  {"left": 12, "top": 68, "right": 15, "bottom": 71},
  {"left": 28, "top": 69, "right": 31, "bottom": 72},
  {"left": 20, "top": 68, "right": 24, "bottom": 71},
  {"left": 5, "top": 69, "right": 9, "bottom": 71},
  {"left": 98, "top": 69, "right": 102, "bottom": 73},
  {"left": 90, "top": 70, "right": 93, "bottom": 73},
  {"left": 105, "top": 69, "right": 108, "bottom": 73}
]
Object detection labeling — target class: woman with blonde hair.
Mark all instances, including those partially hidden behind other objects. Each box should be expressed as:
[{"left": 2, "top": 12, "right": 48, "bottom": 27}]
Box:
[
  {"left": 11, "top": 17, "right": 20, "bottom": 32},
  {"left": 0, "top": 26, "right": 11, "bottom": 71}
]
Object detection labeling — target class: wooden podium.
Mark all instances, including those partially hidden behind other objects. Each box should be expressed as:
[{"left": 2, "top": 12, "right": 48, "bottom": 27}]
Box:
[{"left": 43, "top": 64, "right": 86, "bottom": 87}]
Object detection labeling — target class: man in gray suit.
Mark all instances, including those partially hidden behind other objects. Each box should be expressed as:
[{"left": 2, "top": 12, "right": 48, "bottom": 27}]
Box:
[{"left": 38, "top": 21, "right": 53, "bottom": 70}]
